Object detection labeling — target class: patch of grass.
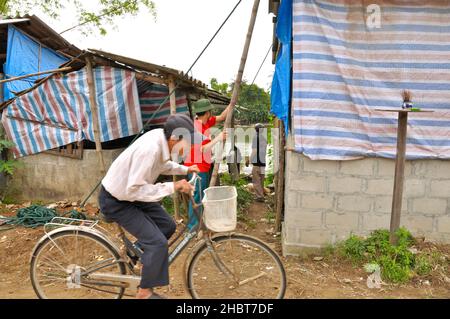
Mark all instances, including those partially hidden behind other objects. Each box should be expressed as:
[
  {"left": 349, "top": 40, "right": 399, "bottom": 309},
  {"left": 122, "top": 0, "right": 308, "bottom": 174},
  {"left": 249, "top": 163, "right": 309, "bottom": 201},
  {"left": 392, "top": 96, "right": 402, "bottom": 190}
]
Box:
[
  {"left": 1, "top": 195, "right": 17, "bottom": 205},
  {"left": 414, "top": 255, "right": 433, "bottom": 276},
  {"left": 265, "top": 210, "right": 275, "bottom": 222},
  {"left": 336, "top": 228, "right": 417, "bottom": 283}
]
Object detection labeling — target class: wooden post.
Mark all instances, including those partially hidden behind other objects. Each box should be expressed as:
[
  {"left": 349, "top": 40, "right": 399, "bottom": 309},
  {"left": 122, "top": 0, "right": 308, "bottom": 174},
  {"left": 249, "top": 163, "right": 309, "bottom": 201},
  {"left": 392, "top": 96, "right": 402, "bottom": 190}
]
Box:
[
  {"left": 209, "top": 0, "right": 260, "bottom": 187},
  {"left": 375, "top": 108, "right": 433, "bottom": 244},
  {"left": 274, "top": 120, "right": 285, "bottom": 232},
  {"left": 168, "top": 76, "right": 181, "bottom": 221},
  {"left": 0, "top": 67, "right": 72, "bottom": 84},
  {"left": 390, "top": 112, "right": 408, "bottom": 244},
  {"left": 85, "top": 57, "right": 106, "bottom": 173},
  {"left": 0, "top": 74, "right": 4, "bottom": 102}
]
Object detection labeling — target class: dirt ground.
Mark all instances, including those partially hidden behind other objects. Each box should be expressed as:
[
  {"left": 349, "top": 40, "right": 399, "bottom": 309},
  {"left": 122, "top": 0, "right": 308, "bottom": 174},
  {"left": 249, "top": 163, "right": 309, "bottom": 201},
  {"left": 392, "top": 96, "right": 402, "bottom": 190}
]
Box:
[{"left": 0, "top": 201, "right": 449, "bottom": 299}]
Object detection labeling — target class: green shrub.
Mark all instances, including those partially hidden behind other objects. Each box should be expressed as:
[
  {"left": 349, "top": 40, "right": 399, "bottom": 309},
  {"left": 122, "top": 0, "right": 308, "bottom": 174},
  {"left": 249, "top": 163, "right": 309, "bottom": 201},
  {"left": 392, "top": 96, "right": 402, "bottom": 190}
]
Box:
[
  {"left": 339, "top": 228, "right": 417, "bottom": 283},
  {"left": 414, "top": 255, "right": 432, "bottom": 277}
]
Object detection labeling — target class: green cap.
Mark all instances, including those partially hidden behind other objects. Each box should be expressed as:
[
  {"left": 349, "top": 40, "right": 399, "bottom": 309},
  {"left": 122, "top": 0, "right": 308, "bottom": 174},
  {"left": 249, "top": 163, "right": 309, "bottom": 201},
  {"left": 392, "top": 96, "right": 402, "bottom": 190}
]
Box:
[{"left": 192, "top": 99, "right": 215, "bottom": 114}]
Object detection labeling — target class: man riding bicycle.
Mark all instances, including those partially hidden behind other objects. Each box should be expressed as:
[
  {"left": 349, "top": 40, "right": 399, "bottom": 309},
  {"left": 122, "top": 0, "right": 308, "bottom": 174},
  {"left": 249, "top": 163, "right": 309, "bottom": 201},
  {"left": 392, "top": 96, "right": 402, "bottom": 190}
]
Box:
[{"left": 98, "top": 114, "right": 201, "bottom": 299}]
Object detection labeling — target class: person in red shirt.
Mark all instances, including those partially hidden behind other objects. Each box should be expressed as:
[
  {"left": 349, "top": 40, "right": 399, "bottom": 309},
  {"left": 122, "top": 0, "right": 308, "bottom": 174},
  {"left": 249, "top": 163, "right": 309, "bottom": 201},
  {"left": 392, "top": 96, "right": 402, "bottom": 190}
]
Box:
[{"left": 184, "top": 99, "right": 231, "bottom": 229}]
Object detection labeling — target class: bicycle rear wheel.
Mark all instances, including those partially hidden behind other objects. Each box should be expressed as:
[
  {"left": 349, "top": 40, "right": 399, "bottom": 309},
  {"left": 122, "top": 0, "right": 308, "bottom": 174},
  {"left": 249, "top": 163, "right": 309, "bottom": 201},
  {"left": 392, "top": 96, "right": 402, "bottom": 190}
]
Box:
[
  {"left": 30, "top": 230, "right": 126, "bottom": 299},
  {"left": 187, "top": 234, "right": 286, "bottom": 299}
]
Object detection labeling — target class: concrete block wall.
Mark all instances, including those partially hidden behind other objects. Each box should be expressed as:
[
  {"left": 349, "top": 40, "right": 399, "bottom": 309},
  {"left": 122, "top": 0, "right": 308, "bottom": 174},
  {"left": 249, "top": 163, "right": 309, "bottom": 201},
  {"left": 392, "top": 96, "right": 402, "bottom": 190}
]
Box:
[
  {"left": 9, "top": 149, "right": 124, "bottom": 205},
  {"left": 282, "top": 141, "right": 450, "bottom": 255}
]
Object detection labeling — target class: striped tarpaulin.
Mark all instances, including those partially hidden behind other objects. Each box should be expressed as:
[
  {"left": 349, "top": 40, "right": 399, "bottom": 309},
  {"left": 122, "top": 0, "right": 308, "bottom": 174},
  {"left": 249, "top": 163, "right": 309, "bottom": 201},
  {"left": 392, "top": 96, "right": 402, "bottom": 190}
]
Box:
[
  {"left": 1, "top": 66, "right": 143, "bottom": 157},
  {"left": 292, "top": 0, "right": 450, "bottom": 160},
  {"left": 139, "top": 83, "right": 189, "bottom": 127}
]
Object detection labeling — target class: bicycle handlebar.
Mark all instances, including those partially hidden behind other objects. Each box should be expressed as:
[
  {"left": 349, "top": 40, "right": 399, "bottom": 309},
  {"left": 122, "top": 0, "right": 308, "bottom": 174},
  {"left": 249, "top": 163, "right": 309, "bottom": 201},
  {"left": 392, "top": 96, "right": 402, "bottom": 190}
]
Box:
[{"left": 188, "top": 172, "right": 198, "bottom": 185}]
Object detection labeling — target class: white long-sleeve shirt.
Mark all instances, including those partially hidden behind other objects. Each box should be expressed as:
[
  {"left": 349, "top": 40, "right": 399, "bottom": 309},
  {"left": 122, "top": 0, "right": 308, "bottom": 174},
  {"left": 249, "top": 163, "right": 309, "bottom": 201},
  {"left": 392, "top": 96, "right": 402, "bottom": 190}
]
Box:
[{"left": 102, "top": 128, "right": 189, "bottom": 202}]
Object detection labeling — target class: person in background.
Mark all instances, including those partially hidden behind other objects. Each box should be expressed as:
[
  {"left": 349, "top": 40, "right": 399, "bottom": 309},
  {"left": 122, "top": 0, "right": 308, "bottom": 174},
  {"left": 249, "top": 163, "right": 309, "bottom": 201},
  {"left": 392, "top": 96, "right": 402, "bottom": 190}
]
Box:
[
  {"left": 99, "top": 114, "right": 201, "bottom": 299},
  {"left": 250, "top": 123, "right": 267, "bottom": 202},
  {"left": 183, "top": 99, "right": 232, "bottom": 229}
]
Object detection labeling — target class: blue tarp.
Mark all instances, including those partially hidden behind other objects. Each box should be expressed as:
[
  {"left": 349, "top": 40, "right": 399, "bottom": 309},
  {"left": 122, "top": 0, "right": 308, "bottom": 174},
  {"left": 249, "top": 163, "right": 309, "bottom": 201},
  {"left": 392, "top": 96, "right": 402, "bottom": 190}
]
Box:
[
  {"left": 270, "top": 0, "right": 292, "bottom": 135},
  {"left": 3, "top": 25, "right": 68, "bottom": 101}
]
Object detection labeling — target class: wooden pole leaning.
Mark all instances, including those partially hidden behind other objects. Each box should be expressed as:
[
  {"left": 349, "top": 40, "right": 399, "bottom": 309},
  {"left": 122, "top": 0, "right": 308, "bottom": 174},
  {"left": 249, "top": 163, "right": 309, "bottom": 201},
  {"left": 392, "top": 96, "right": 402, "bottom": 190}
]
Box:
[{"left": 209, "top": 0, "right": 261, "bottom": 187}]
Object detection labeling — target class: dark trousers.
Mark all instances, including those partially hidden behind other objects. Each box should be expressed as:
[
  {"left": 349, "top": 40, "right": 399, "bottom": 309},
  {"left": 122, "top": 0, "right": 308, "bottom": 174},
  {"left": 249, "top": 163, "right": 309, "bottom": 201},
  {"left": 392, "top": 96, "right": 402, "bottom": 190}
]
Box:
[{"left": 98, "top": 186, "right": 176, "bottom": 289}]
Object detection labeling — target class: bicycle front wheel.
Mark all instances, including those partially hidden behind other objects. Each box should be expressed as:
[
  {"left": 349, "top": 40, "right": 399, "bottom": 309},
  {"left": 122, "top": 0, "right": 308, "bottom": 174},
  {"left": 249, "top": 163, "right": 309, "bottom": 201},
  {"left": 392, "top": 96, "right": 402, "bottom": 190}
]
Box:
[{"left": 187, "top": 234, "right": 286, "bottom": 299}]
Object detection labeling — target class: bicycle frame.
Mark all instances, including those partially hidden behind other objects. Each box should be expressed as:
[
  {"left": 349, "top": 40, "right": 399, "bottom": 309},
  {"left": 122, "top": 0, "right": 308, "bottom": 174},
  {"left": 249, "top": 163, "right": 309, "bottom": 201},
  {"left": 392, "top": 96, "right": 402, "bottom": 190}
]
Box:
[{"left": 35, "top": 173, "right": 239, "bottom": 295}]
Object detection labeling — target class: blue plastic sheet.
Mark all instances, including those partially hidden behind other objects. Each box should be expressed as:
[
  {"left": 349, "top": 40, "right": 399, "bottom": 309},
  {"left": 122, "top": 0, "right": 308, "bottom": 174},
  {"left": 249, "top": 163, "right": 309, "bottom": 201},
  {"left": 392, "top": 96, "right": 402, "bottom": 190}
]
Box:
[
  {"left": 3, "top": 25, "right": 68, "bottom": 101},
  {"left": 270, "top": 0, "right": 292, "bottom": 135}
]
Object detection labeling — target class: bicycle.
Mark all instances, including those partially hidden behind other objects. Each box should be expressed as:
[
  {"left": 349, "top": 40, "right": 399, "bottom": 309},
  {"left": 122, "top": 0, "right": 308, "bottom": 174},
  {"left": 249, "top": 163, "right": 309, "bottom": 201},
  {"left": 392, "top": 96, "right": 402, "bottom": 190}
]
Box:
[{"left": 29, "top": 174, "right": 287, "bottom": 299}]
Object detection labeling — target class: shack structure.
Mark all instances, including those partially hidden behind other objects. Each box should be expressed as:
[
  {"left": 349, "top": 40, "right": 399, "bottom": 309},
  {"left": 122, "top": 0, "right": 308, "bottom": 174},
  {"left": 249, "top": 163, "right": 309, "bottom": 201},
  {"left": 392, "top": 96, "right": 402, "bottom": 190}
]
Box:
[{"left": 0, "top": 16, "right": 229, "bottom": 204}]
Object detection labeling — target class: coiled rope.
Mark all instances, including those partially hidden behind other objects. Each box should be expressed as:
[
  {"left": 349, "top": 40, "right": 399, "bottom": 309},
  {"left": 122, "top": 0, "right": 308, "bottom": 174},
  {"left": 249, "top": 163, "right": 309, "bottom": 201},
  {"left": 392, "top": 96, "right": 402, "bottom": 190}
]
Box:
[{"left": 0, "top": 205, "right": 87, "bottom": 229}]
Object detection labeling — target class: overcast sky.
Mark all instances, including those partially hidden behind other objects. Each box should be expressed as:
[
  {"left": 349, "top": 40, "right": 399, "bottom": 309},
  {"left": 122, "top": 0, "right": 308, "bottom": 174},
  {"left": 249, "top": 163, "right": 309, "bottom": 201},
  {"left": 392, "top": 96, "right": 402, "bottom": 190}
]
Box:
[{"left": 42, "top": 0, "right": 276, "bottom": 90}]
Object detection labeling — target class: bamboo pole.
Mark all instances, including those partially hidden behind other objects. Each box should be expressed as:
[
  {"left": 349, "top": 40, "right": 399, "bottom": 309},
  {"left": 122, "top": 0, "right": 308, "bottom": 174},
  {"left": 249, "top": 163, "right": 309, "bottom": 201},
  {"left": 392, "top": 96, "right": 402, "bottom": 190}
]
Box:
[
  {"left": 168, "top": 76, "right": 181, "bottom": 221},
  {"left": 85, "top": 57, "right": 106, "bottom": 173},
  {"left": 209, "top": 0, "right": 260, "bottom": 187},
  {"left": 0, "top": 67, "right": 73, "bottom": 84}
]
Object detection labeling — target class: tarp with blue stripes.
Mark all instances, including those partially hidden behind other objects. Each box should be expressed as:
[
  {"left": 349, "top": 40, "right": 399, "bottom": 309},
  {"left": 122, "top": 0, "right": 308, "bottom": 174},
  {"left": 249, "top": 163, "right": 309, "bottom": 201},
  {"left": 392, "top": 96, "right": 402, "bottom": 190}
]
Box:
[
  {"left": 291, "top": 0, "right": 450, "bottom": 160},
  {"left": 1, "top": 66, "right": 143, "bottom": 158},
  {"left": 139, "top": 83, "right": 189, "bottom": 127}
]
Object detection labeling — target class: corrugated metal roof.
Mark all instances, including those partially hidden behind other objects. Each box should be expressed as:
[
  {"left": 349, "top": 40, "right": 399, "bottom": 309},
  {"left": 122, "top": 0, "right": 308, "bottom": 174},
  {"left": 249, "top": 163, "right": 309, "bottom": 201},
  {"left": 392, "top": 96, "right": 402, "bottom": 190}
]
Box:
[
  {"left": 85, "top": 49, "right": 230, "bottom": 105},
  {"left": 0, "top": 48, "right": 230, "bottom": 110}
]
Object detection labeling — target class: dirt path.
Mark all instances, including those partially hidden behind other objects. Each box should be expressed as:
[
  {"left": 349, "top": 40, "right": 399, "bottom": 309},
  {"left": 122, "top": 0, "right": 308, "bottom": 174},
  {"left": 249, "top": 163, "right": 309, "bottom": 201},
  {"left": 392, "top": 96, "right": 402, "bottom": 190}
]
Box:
[{"left": 0, "top": 202, "right": 449, "bottom": 299}]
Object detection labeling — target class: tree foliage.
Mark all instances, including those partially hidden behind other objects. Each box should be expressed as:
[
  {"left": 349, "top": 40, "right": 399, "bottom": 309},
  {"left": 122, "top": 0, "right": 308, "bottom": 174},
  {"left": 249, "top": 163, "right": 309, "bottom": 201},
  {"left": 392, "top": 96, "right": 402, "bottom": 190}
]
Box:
[
  {"left": 0, "top": 0, "right": 156, "bottom": 35},
  {"left": 210, "top": 78, "right": 271, "bottom": 125}
]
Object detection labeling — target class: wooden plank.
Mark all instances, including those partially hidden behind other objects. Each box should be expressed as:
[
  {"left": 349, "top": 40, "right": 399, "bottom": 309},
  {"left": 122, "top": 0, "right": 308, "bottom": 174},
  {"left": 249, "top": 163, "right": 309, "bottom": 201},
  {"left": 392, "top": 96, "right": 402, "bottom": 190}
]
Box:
[
  {"left": 135, "top": 72, "right": 167, "bottom": 85},
  {"left": 275, "top": 119, "right": 285, "bottom": 232},
  {"left": 375, "top": 108, "right": 434, "bottom": 113},
  {"left": 0, "top": 67, "right": 72, "bottom": 84},
  {"left": 168, "top": 76, "right": 181, "bottom": 221},
  {"left": 85, "top": 57, "right": 106, "bottom": 173},
  {"left": 389, "top": 112, "right": 408, "bottom": 244}
]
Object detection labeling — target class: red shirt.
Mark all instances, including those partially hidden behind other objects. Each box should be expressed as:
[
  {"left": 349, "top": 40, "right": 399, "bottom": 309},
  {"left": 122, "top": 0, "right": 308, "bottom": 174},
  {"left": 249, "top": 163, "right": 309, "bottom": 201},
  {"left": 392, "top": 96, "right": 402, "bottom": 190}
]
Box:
[{"left": 184, "top": 116, "right": 217, "bottom": 172}]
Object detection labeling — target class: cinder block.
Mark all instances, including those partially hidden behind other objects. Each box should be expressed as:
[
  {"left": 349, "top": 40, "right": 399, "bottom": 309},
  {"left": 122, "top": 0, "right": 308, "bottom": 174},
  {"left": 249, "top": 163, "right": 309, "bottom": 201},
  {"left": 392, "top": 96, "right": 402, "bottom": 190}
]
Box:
[
  {"left": 284, "top": 226, "right": 301, "bottom": 243},
  {"left": 286, "top": 191, "right": 299, "bottom": 209},
  {"left": 325, "top": 212, "right": 359, "bottom": 229},
  {"left": 412, "top": 198, "right": 448, "bottom": 216},
  {"left": 299, "top": 229, "right": 332, "bottom": 246},
  {"left": 329, "top": 177, "right": 362, "bottom": 193},
  {"left": 362, "top": 213, "right": 391, "bottom": 231},
  {"left": 377, "top": 158, "right": 413, "bottom": 177},
  {"left": 290, "top": 175, "right": 327, "bottom": 192},
  {"left": 373, "top": 196, "right": 407, "bottom": 214},
  {"left": 429, "top": 180, "right": 450, "bottom": 198},
  {"left": 401, "top": 215, "right": 434, "bottom": 233},
  {"left": 291, "top": 211, "right": 323, "bottom": 229},
  {"left": 418, "top": 160, "right": 450, "bottom": 179},
  {"left": 301, "top": 194, "right": 334, "bottom": 209},
  {"left": 404, "top": 179, "right": 426, "bottom": 197},
  {"left": 437, "top": 216, "right": 450, "bottom": 234},
  {"left": 366, "top": 179, "right": 394, "bottom": 195},
  {"left": 302, "top": 157, "right": 338, "bottom": 174},
  {"left": 337, "top": 195, "right": 371, "bottom": 212},
  {"left": 287, "top": 152, "right": 300, "bottom": 173},
  {"left": 340, "top": 158, "right": 375, "bottom": 176}
]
